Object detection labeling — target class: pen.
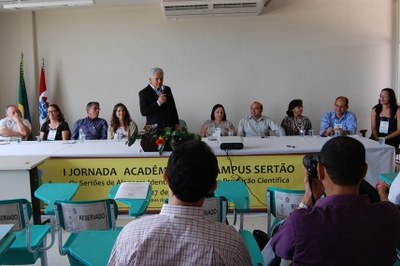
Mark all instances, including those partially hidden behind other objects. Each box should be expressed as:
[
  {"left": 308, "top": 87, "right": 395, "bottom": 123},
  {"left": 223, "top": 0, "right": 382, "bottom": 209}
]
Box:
[{"left": 286, "top": 144, "right": 296, "bottom": 148}]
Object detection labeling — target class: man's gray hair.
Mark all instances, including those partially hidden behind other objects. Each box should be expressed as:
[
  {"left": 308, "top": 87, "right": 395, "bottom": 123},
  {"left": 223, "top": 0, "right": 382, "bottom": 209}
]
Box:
[
  {"left": 5, "top": 105, "right": 17, "bottom": 114},
  {"left": 148, "top": 67, "right": 164, "bottom": 78}
]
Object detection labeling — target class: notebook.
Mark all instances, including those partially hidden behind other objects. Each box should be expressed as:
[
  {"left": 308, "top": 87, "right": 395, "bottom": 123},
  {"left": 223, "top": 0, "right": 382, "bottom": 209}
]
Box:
[
  {"left": 115, "top": 182, "right": 150, "bottom": 200},
  {"left": 0, "top": 224, "right": 14, "bottom": 241}
]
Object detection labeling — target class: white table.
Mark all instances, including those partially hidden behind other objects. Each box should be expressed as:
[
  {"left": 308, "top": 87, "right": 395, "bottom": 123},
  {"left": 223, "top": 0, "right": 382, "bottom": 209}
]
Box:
[
  {"left": 0, "top": 136, "right": 394, "bottom": 185},
  {"left": 0, "top": 155, "right": 49, "bottom": 224},
  {"left": 0, "top": 136, "right": 394, "bottom": 210}
]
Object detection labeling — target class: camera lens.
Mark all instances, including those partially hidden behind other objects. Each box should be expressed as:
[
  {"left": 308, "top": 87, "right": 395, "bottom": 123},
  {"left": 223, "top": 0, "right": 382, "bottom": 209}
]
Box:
[{"left": 303, "top": 153, "right": 320, "bottom": 179}]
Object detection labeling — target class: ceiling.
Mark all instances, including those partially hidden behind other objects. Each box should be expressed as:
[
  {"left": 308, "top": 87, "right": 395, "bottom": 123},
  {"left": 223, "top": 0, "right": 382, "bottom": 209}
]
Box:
[{"left": 0, "top": 0, "right": 160, "bottom": 12}]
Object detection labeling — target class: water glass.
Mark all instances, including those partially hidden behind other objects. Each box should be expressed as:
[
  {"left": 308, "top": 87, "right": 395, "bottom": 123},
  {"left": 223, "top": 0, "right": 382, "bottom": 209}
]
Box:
[
  {"left": 378, "top": 137, "right": 385, "bottom": 145},
  {"left": 36, "top": 136, "right": 41, "bottom": 143},
  {"left": 116, "top": 132, "right": 123, "bottom": 141},
  {"left": 299, "top": 129, "right": 305, "bottom": 137},
  {"left": 308, "top": 129, "right": 314, "bottom": 136}
]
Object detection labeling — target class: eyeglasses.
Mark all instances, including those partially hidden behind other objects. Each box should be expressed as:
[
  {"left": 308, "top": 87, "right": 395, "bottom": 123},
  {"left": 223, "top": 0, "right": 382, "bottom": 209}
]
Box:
[{"left": 379, "top": 94, "right": 389, "bottom": 98}]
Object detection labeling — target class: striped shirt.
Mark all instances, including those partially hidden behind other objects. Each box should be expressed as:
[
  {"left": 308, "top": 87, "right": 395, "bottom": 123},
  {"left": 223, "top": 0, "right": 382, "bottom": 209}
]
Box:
[{"left": 108, "top": 204, "right": 252, "bottom": 266}]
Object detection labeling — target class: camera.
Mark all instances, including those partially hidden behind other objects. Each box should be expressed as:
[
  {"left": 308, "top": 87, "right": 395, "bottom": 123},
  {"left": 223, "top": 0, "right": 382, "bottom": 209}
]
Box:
[{"left": 303, "top": 153, "right": 320, "bottom": 179}]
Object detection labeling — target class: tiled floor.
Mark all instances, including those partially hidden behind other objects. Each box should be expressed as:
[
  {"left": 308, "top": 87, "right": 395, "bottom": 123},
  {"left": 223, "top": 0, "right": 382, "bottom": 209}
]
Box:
[{"left": 31, "top": 213, "right": 268, "bottom": 266}]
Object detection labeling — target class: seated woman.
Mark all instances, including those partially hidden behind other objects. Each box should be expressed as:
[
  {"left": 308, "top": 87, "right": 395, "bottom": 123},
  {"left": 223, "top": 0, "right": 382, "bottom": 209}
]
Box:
[
  {"left": 40, "top": 104, "right": 70, "bottom": 140},
  {"left": 371, "top": 88, "right": 400, "bottom": 148},
  {"left": 200, "top": 104, "right": 235, "bottom": 137},
  {"left": 108, "top": 103, "right": 138, "bottom": 140},
  {"left": 281, "top": 99, "right": 312, "bottom": 135}
]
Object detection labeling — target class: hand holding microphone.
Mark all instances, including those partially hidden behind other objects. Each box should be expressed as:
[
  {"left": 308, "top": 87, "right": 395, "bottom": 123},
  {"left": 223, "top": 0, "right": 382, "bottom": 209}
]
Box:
[{"left": 158, "top": 86, "right": 167, "bottom": 105}]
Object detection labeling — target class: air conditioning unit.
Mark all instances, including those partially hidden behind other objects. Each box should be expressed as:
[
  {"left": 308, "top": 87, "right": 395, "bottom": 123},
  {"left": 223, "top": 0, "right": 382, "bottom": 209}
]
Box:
[{"left": 161, "top": 0, "right": 266, "bottom": 18}]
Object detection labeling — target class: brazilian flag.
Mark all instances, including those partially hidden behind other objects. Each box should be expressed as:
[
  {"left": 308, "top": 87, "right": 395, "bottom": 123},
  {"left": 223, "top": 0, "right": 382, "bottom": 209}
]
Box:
[{"left": 18, "top": 53, "right": 31, "bottom": 123}]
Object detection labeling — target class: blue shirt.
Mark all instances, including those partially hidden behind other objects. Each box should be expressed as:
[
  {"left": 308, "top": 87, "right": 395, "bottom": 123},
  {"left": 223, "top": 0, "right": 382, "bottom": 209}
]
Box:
[
  {"left": 71, "top": 117, "right": 108, "bottom": 140},
  {"left": 319, "top": 111, "right": 357, "bottom": 136},
  {"left": 270, "top": 195, "right": 400, "bottom": 266}
]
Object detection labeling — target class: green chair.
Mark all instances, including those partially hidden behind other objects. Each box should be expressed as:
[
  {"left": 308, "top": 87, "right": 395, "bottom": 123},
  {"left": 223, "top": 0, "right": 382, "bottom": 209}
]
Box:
[
  {"left": 214, "top": 180, "right": 250, "bottom": 230},
  {"left": 239, "top": 229, "right": 265, "bottom": 266},
  {"left": 54, "top": 199, "right": 122, "bottom": 266},
  {"left": 35, "top": 183, "right": 80, "bottom": 215},
  {"left": 108, "top": 183, "right": 152, "bottom": 217},
  {"left": 266, "top": 187, "right": 304, "bottom": 237},
  {"left": 0, "top": 199, "right": 52, "bottom": 266},
  {"left": 204, "top": 193, "right": 264, "bottom": 266},
  {"left": 202, "top": 196, "right": 228, "bottom": 223}
]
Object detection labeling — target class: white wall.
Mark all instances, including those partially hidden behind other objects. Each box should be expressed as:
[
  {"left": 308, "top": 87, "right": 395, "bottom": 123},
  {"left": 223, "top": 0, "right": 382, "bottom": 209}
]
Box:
[{"left": 0, "top": 0, "right": 396, "bottom": 136}]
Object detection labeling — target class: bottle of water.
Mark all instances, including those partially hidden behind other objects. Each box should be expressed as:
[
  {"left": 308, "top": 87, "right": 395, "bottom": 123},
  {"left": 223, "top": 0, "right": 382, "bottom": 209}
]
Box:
[{"left": 78, "top": 128, "right": 85, "bottom": 142}]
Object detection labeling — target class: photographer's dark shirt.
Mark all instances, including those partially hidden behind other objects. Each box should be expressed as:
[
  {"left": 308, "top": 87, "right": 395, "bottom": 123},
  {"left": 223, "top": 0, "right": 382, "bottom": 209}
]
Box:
[{"left": 270, "top": 194, "right": 400, "bottom": 266}]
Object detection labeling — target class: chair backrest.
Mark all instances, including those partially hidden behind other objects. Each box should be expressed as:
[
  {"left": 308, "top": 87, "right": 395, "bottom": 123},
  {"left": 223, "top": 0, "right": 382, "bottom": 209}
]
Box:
[
  {"left": 266, "top": 187, "right": 304, "bottom": 236},
  {"left": 54, "top": 199, "right": 118, "bottom": 232},
  {"left": 0, "top": 199, "right": 31, "bottom": 231},
  {"left": 202, "top": 196, "right": 228, "bottom": 223}
]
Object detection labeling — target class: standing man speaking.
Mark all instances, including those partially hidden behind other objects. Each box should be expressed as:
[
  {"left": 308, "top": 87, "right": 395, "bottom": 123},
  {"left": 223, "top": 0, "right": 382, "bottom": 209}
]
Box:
[{"left": 139, "top": 67, "right": 180, "bottom": 130}]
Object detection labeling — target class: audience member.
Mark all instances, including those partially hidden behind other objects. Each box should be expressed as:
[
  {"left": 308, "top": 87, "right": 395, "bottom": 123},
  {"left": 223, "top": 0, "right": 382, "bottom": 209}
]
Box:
[
  {"left": 281, "top": 99, "right": 312, "bottom": 135},
  {"left": 370, "top": 88, "right": 400, "bottom": 148},
  {"left": 108, "top": 103, "right": 138, "bottom": 140},
  {"left": 237, "top": 101, "right": 284, "bottom": 137},
  {"left": 39, "top": 104, "right": 70, "bottom": 141},
  {"left": 200, "top": 104, "right": 236, "bottom": 137},
  {"left": 320, "top": 96, "right": 357, "bottom": 136},
  {"left": 0, "top": 104, "right": 31, "bottom": 141},
  {"left": 71, "top": 101, "right": 108, "bottom": 140},
  {"left": 108, "top": 140, "right": 251, "bottom": 266},
  {"left": 139, "top": 67, "right": 180, "bottom": 130},
  {"left": 263, "top": 136, "right": 400, "bottom": 265}
]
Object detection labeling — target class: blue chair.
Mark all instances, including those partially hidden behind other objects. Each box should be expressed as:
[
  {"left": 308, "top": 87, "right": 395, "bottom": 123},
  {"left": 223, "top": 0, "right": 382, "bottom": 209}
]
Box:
[
  {"left": 109, "top": 183, "right": 152, "bottom": 217},
  {"left": 214, "top": 180, "right": 250, "bottom": 230},
  {"left": 35, "top": 183, "right": 80, "bottom": 215},
  {"left": 206, "top": 190, "right": 264, "bottom": 266},
  {"left": 239, "top": 229, "right": 265, "bottom": 266},
  {"left": 266, "top": 187, "right": 304, "bottom": 237},
  {"left": 0, "top": 199, "right": 52, "bottom": 266},
  {"left": 202, "top": 196, "right": 228, "bottom": 223},
  {"left": 54, "top": 199, "right": 122, "bottom": 266}
]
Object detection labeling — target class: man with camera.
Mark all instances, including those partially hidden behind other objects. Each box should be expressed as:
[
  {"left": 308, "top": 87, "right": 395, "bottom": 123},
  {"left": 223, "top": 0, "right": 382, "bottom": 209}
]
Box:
[{"left": 264, "top": 136, "right": 400, "bottom": 265}]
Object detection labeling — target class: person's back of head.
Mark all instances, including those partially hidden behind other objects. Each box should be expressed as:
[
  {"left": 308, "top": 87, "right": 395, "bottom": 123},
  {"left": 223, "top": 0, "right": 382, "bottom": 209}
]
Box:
[
  {"left": 320, "top": 136, "right": 366, "bottom": 186},
  {"left": 166, "top": 140, "right": 218, "bottom": 203}
]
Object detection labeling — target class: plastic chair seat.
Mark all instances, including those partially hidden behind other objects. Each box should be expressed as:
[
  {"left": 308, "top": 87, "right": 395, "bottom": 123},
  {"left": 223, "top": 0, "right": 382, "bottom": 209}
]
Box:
[
  {"left": 0, "top": 232, "right": 15, "bottom": 258},
  {"left": 0, "top": 199, "right": 51, "bottom": 266},
  {"left": 64, "top": 229, "right": 122, "bottom": 266},
  {"left": 10, "top": 225, "right": 50, "bottom": 250}
]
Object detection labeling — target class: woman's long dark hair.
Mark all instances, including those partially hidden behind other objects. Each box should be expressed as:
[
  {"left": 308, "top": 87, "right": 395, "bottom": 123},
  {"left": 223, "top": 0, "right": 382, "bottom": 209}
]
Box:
[
  {"left": 110, "top": 103, "right": 132, "bottom": 132},
  {"left": 286, "top": 99, "right": 303, "bottom": 117},
  {"left": 374, "top": 88, "right": 398, "bottom": 117},
  {"left": 210, "top": 104, "right": 227, "bottom": 121},
  {"left": 46, "top": 104, "right": 65, "bottom": 123}
]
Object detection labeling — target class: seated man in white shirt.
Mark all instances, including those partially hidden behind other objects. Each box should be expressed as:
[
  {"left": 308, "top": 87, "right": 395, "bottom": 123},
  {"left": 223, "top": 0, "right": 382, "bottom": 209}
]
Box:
[
  {"left": 108, "top": 141, "right": 251, "bottom": 266},
  {"left": 237, "top": 101, "right": 285, "bottom": 137},
  {"left": 0, "top": 105, "right": 31, "bottom": 141}
]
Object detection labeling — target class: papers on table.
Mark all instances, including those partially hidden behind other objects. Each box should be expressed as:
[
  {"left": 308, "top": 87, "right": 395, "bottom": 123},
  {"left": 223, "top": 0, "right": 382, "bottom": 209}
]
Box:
[
  {"left": 114, "top": 182, "right": 150, "bottom": 200},
  {"left": 0, "top": 224, "right": 13, "bottom": 242}
]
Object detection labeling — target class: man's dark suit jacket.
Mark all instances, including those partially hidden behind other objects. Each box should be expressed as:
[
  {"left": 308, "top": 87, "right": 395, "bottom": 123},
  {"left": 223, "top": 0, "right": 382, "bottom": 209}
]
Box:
[{"left": 139, "top": 85, "right": 179, "bottom": 129}]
